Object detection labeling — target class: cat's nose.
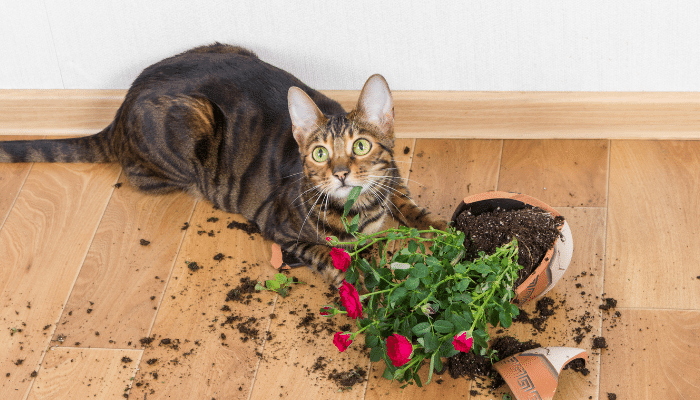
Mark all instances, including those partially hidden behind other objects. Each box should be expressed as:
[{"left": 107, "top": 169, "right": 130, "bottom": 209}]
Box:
[{"left": 334, "top": 170, "right": 348, "bottom": 181}]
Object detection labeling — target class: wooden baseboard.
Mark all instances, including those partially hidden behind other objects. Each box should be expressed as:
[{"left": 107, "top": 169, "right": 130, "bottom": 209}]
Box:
[{"left": 1, "top": 90, "right": 699, "bottom": 139}]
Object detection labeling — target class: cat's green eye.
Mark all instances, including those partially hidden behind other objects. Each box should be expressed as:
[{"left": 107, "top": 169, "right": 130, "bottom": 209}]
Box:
[
  {"left": 312, "top": 146, "right": 329, "bottom": 162},
  {"left": 353, "top": 139, "right": 371, "bottom": 156}
]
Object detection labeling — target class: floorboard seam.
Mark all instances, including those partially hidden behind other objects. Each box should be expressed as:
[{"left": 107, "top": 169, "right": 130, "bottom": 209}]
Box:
[
  {"left": 22, "top": 166, "right": 123, "bottom": 400},
  {"left": 595, "top": 139, "right": 612, "bottom": 400}
]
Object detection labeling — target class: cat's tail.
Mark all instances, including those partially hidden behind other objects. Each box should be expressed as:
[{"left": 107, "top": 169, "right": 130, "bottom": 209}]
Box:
[{"left": 0, "top": 126, "right": 115, "bottom": 163}]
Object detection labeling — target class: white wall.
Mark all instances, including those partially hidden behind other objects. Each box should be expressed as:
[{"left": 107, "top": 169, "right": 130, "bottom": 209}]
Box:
[{"left": 2, "top": 0, "right": 700, "bottom": 91}]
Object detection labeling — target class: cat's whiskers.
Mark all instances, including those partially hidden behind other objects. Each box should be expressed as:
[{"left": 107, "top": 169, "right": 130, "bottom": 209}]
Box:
[
  {"left": 368, "top": 174, "right": 426, "bottom": 188},
  {"left": 366, "top": 184, "right": 393, "bottom": 219},
  {"left": 282, "top": 171, "right": 304, "bottom": 179},
  {"left": 292, "top": 183, "right": 322, "bottom": 206},
  {"left": 297, "top": 189, "right": 326, "bottom": 244},
  {"left": 367, "top": 179, "right": 408, "bottom": 223},
  {"left": 315, "top": 185, "right": 331, "bottom": 241}
]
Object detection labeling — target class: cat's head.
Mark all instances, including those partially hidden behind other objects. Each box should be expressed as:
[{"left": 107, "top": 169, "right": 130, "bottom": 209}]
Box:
[{"left": 288, "top": 74, "right": 396, "bottom": 203}]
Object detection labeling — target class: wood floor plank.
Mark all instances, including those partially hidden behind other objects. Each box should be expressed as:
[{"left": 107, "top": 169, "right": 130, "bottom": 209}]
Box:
[
  {"left": 0, "top": 136, "right": 43, "bottom": 230},
  {"left": 54, "top": 180, "right": 196, "bottom": 349},
  {"left": 407, "top": 139, "right": 502, "bottom": 221},
  {"left": 128, "top": 205, "right": 277, "bottom": 400},
  {"left": 0, "top": 163, "right": 121, "bottom": 399},
  {"left": 599, "top": 309, "right": 700, "bottom": 399},
  {"left": 248, "top": 267, "right": 370, "bottom": 400},
  {"left": 606, "top": 141, "right": 700, "bottom": 309},
  {"left": 26, "top": 348, "right": 142, "bottom": 400},
  {"left": 498, "top": 140, "right": 608, "bottom": 207}
]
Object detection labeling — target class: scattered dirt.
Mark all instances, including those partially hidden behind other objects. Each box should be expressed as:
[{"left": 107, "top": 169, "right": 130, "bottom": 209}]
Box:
[
  {"left": 607, "top": 393, "right": 617, "bottom": 400},
  {"left": 186, "top": 261, "right": 201, "bottom": 272},
  {"left": 514, "top": 297, "right": 558, "bottom": 332},
  {"left": 225, "top": 277, "right": 259, "bottom": 304},
  {"left": 328, "top": 366, "right": 367, "bottom": 389},
  {"left": 140, "top": 239, "right": 150, "bottom": 246},
  {"left": 453, "top": 206, "right": 564, "bottom": 287},
  {"left": 139, "top": 337, "right": 155, "bottom": 346},
  {"left": 599, "top": 297, "right": 618, "bottom": 311},
  {"left": 592, "top": 336, "right": 608, "bottom": 349}
]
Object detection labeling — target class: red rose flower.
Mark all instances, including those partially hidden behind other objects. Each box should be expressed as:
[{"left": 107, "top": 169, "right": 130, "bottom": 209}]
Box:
[
  {"left": 338, "top": 280, "right": 363, "bottom": 319},
  {"left": 330, "top": 247, "right": 351, "bottom": 272},
  {"left": 333, "top": 332, "right": 353, "bottom": 352},
  {"left": 320, "top": 306, "right": 333, "bottom": 316},
  {"left": 386, "top": 333, "right": 413, "bottom": 367},
  {"left": 452, "top": 331, "right": 473, "bottom": 353}
]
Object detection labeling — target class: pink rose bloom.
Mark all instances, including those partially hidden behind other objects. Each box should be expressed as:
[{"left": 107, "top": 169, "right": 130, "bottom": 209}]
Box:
[
  {"left": 333, "top": 332, "right": 353, "bottom": 352},
  {"left": 330, "top": 247, "right": 351, "bottom": 272},
  {"left": 320, "top": 306, "right": 333, "bottom": 316},
  {"left": 386, "top": 333, "right": 413, "bottom": 367},
  {"left": 338, "top": 280, "right": 363, "bottom": 319},
  {"left": 452, "top": 331, "right": 473, "bottom": 353}
]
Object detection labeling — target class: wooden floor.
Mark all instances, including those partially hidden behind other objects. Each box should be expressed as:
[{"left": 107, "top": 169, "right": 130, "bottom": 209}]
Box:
[{"left": 2, "top": 97, "right": 700, "bottom": 400}]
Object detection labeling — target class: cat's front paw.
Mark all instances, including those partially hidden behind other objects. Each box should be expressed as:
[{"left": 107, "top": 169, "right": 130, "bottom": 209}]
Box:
[
  {"left": 321, "top": 266, "right": 346, "bottom": 289},
  {"left": 430, "top": 218, "right": 448, "bottom": 231}
]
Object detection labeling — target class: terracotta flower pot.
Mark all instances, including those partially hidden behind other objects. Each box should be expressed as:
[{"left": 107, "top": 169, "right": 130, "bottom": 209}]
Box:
[
  {"left": 450, "top": 191, "right": 574, "bottom": 305},
  {"left": 493, "top": 346, "right": 587, "bottom": 400}
]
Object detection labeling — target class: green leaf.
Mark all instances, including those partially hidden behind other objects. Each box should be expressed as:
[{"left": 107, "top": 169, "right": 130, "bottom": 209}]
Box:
[
  {"left": 349, "top": 214, "right": 360, "bottom": 232},
  {"left": 356, "top": 259, "right": 371, "bottom": 274},
  {"left": 457, "top": 278, "right": 471, "bottom": 292},
  {"left": 425, "top": 353, "right": 436, "bottom": 385},
  {"left": 432, "top": 320, "right": 455, "bottom": 334},
  {"left": 412, "top": 322, "right": 432, "bottom": 336},
  {"left": 407, "top": 240, "right": 418, "bottom": 253},
  {"left": 434, "top": 354, "right": 444, "bottom": 374},
  {"left": 254, "top": 283, "right": 265, "bottom": 291},
  {"left": 454, "top": 263, "right": 467, "bottom": 274},
  {"left": 456, "top": 293, "right": 473, "bottom": 304},
  {"left": 369, "top": 346, "right": 383, "bottom": 362},
  {"left": 423, "top": 332, "right": 438, "bottom": 353},
  {"left": 266, "top": 280, "right": 280, "bottom": 290},
  {"left": 343, "top": 186, "right": 362, "bottom": 217},
  {"left": 345, "top": 266, "right": 359, "bottom": 284},
  {"left": 451, "top": 314, "right": 470, "bottom": 331},
  {"left": 471, "top": 261, "right": 491, "bottom": 274},
  {"left": 405, "top": 277, "right": 420, "bottom": 290},
  {"left": 389, "top": 287, "right": 408, "bottom": 305},
  {"left": 414, "top": 372, "right": 423, "bottom": 388},
  {"left": 499, "top": 309, "right": 513, "bottom": 328},
  {"left": 382, "top": 365, "right": 395, "bottom": 380},
  {"left": 410, "top": 263, "right": 429, "bottom": 279},
  {"left": 274, "top": 273, "right": 287, "bottom": 284},
  {"left": 366, "top": 334, "right": 380, "bottom": 348}
]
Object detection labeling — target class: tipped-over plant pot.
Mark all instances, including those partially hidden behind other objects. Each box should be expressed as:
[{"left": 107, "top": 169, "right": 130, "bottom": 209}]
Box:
[
  {"left": 450, "top": 191, "right": 574, "bottom": 305},
  {"left": 493, "top": 347, "right": 587, "bottom": 400}
]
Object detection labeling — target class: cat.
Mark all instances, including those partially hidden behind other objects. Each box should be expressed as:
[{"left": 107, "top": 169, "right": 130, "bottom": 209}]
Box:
[{"left": 0, "top": 43, "right": 446, "bottom": 286}]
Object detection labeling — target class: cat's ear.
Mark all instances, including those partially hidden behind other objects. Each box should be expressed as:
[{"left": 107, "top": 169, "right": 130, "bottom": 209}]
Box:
[
  {"left": 355, "top": 74, "right": 394, "bottom": 137},
  {"left": 288, "top": 87, "right": 325, "bottom": 146}
]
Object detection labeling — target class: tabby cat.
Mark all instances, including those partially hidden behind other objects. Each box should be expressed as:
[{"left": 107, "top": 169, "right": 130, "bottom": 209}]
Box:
[{"left": 0, "top": 43, "right": 445, "bottom": 286}]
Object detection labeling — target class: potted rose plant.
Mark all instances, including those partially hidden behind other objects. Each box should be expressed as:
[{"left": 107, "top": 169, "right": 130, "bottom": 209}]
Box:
[{"left": 321, "top": 188, "right": 527, "bottom": 387}]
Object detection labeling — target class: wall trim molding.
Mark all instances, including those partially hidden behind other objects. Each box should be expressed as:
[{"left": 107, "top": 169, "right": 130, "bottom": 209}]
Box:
[{"left": 1, "top": 90, "right": 699, "bottom": 139}]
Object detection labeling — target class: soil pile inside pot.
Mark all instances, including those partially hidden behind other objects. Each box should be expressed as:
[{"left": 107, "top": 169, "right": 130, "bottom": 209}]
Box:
[
  {"left": 453, "top": 206, "right": 564, "bottom": 287},
  {"left": 446, "top": 336, "right": 541, "bottom": 389}
]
